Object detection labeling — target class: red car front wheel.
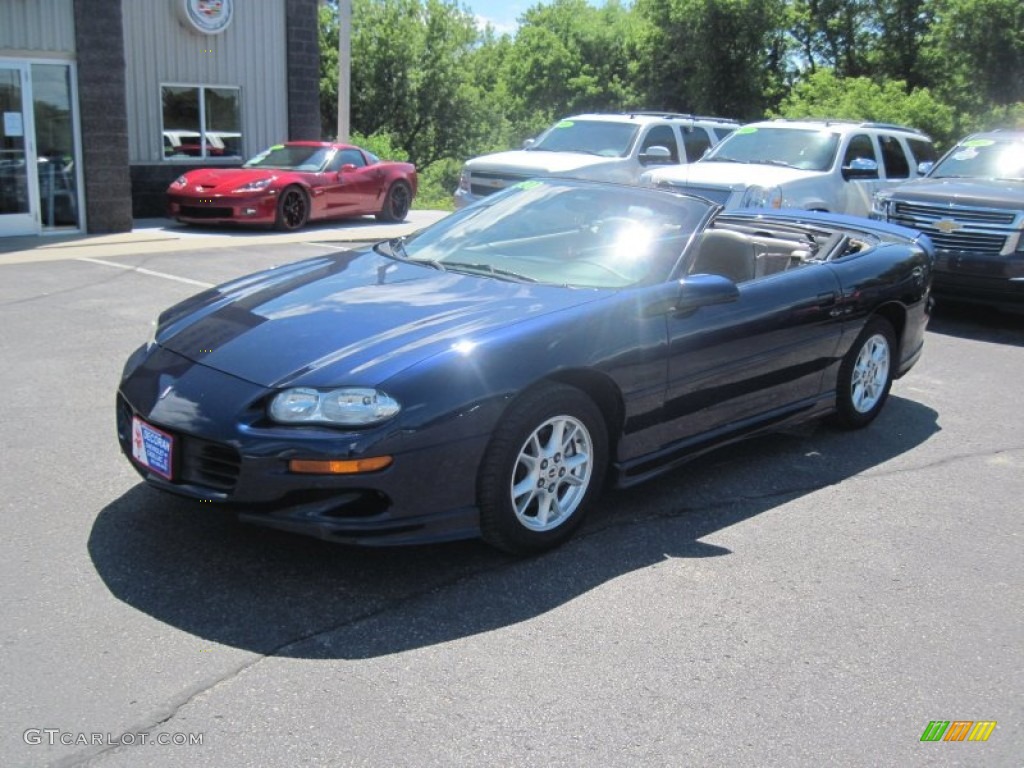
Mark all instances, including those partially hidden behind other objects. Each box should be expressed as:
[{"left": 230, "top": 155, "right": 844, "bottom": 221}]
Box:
[{"left": 274, "top": 186, "right": 310, "bottom": 231}]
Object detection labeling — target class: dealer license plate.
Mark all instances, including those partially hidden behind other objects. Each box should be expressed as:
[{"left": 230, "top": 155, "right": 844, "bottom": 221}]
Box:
[{"left": 131, "top": 416, "right": 174, "bottom": 480}]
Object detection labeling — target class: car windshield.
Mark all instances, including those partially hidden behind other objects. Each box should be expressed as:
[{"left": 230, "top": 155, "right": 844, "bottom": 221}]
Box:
[
  {"left": 244, "top": 145, "right": 333, "bottom": 172},
  {"left": 929, "top": 137, "right": 1024, "bottom": 181},
  {"left": 528, "top": 120, "right": 640, "bottom": 157},
  {"left": 392, "top": 180, "right": 712, "bottom": 289},
  {"left": 705, "top": 126, "right": 840, "bottom": 171}
]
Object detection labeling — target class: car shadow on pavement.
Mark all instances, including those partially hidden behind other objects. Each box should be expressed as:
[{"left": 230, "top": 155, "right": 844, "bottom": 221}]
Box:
[
  {"left": 927, "top": 302, "right": 1024, "bottom": 347},
  {"left": 88, "top": 396, "right": 939, "bottom": 660}
]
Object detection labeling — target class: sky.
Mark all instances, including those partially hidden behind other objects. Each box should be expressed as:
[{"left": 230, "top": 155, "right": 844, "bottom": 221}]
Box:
[{"left": 468, "top": 0, "right": 529, "bottom": 36}]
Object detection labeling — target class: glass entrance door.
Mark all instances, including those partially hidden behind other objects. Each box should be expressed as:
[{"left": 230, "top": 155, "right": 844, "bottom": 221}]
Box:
[{"left": 0, "top": 62, "right": 39, "bottom": 236}]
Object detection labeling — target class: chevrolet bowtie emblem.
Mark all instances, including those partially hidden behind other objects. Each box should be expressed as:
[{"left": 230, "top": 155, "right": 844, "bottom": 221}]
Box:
[{"left": 934, "top": 219, "right": 963, "bottom": 234}]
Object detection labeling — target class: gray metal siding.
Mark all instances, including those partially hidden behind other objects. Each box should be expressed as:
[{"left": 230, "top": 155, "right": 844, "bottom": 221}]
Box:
[
  {"left": 0, "top": 0, "right": 76, "bottom": 55},
  {"left": 122, "top": 0, "right": 288, "bottom": 163}
]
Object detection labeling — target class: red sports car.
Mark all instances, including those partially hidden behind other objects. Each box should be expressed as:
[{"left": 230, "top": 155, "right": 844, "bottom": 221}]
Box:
[{"left": 166, "top": 142, "right": 418, "bottom": 231}]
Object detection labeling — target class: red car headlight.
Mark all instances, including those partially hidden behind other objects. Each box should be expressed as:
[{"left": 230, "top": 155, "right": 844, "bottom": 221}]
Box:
[{"left": 233, "top": 178, "right": 274, "bottom": 193}]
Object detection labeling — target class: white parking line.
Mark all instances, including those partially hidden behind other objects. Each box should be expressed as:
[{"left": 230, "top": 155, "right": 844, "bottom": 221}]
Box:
[
  {"left": 298, "top": 241, "right": 356, "bottom": 250},
  {"left": 78, "top": 257, "right": 214, "bottom": 288}
]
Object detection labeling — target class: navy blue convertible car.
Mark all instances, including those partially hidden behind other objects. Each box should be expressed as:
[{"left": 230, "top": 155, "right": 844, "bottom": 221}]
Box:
[{"left": 118, "top": 179, "right": 933, "bottom": 553}]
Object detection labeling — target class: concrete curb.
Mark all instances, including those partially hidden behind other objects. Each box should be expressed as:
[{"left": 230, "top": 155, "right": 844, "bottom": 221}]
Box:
[{"left": 0, "top": 210, "right": 450, "bottom": 266}]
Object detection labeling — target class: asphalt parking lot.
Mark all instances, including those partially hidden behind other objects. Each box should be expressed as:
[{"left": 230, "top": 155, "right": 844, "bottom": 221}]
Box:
[{"left": 1, "top": 219, "right": 1021, "bottom": 767}]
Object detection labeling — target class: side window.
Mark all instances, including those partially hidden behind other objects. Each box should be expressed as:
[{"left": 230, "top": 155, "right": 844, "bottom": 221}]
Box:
[
  {"left": 843, "top": 134, "right": 877, "bottom": 165},
  {"left": 681, "top": 127, "right": 713, "bottom": 163},
  {"left": 640, "top": 125, "right": 679, "bottom": 163},
  {"left": 328, "top": 148, "right": 367, "bottom": 171},
  {"left": 878, "top": 135, "right": 911, "bottom": 178},
  {"left": 907, "top": 138, "right": 938, "bottom": 167}
]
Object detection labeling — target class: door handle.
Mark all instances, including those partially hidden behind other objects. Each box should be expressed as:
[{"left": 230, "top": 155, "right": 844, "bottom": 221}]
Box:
[{"left": 816, "top": 291, "right": 837, "bottom": 307}]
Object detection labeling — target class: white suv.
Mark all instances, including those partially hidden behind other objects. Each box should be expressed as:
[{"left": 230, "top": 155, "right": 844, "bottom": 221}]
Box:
[
  {"left": 453, "top": 112, "right": 738, "bottom": 209},
  {"left": 640, "top": 119, "right": 937, "bottom": 217}
]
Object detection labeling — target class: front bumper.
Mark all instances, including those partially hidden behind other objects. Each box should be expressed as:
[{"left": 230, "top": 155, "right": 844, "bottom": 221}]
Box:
[
  {"left": 116, "top": 346, "right": 487, "bottom": 545},
  {"left": 167, "top": 191, "right": 278, "bottom": 225},
  {"left": 932, "top": 250, "right": 1024, "bottom": 312}
]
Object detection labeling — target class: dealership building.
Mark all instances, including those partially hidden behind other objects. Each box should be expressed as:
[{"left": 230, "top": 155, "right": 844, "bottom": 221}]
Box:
[{"left": 0, "top": 0, "right": 321, "bottom": 238}]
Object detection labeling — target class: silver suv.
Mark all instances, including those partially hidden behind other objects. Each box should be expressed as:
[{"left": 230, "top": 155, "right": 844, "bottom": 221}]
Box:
[
  {"left": 640, "top": 119, "right": 937, "bottom": 217},
  {"left": 453, "top": 112, "right": 738, "bottom": 209}
]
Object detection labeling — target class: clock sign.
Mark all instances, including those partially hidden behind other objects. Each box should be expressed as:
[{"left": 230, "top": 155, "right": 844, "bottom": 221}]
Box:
[{"left": 176, "top": 0, "right": 234, "bottom": 35}]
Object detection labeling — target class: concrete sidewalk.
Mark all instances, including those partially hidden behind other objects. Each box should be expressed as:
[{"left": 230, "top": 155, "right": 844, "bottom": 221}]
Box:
[{"left": 0, "top": 210, "right": 449, "bottom": 266}]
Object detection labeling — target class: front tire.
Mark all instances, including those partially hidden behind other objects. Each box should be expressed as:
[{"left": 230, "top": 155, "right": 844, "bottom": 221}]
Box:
[
  {"left": 375, "top": 181, "right": 412, "bottom": 222},
  {"left": 274, "top": 186, "right": 309, "bottom": 231},
  {"left": 833, "top": 316, "right": 896, "bottom": 429},
  {"left": 478, "top": 383, "right": 608, "bottom": 554}
]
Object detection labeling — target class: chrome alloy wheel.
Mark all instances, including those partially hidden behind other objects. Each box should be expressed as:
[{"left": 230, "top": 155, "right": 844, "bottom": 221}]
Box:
[
  {"left": 850, "top": 333, "right": 891, "bottom": 413},
  {"left": 510, "top": 415, "right": 594, "bottom": 532}
]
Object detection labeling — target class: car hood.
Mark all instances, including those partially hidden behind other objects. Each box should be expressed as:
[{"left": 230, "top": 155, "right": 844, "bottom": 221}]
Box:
[
  {"left": 465, "top": 150, "right": 614, "bottom": 176},
  {"left": 155, "top": 251, "right": 604, "bottom": 389},
  {"left": 174, "top": 167, "right": 284, "bottom": 191},
  {"left": 883, "top": 177, "right": 1024, "bottom": 210},
  {"left": 649, "top": 161, "right": 818, "bottom": 189}
]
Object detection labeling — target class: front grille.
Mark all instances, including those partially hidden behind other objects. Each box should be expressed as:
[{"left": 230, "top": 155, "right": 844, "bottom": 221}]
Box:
[
  {"left": 180, "top": 436, "right": 241, "bottom": 492},
  {"left": 889, "top": 200, "right": 1020, "bottom": 256},
  {"left": 179, "top": 205, "right": 233, "bottom": 219},
  {"left": 921, "top": 230, "right": 1008, "bottom": 255},
  {"left": 470, "top": 171, "right": 532, "bottom": 198},
  {"left": 892, "top": 201, "right": 1016, "bottom": 226}
]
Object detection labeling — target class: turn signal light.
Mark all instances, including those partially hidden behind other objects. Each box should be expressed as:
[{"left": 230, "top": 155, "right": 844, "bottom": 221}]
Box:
[{"left": 288, "top": 456, "right": 393, "bottom": 474}]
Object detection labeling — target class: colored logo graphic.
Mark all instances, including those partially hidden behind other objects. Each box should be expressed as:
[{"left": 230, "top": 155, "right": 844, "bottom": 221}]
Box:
[{"left": 920, "top": 721, "right": 996, "bottom": 742}]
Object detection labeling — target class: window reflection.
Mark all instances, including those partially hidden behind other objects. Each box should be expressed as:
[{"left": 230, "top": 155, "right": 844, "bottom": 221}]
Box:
[
  {"left": 162, "top": 85, "right": 242, "bottom": 160},
  {"left": 32, "top": 63, "right": 78, "bottom": 228},
  {"left": 0, "top": 67, "right": 29, "bottom": 217}
]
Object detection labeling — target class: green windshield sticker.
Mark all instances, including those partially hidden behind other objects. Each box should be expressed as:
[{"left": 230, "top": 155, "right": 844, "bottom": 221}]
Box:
[
  {"left": 269, "top": 144, "right": 285, "bottom": 150},
  {"left": 514, "top": 180, "right": 543, "bottom": 190},
  {"left": 736, "top": 126, "right": 758, "bottom": 134},
  {"left": 555, "top": 120, "right": 574, "bottom": 129},
  {"left": 961, "top": 139, "right": 994, "bottom": 148}
]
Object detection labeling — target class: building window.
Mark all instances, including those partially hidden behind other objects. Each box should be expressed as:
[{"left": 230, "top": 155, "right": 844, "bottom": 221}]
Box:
[{"left": 161, "top": 85, "right": 242, "bottom": 160}]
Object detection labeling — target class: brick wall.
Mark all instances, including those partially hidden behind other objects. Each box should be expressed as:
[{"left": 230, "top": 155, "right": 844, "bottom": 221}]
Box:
[
  {"left": 286, "top": 0, "right": 322, "bottom": 141},
  {"left": 73, "top": 0, "right": 133, "bottom": 233}
]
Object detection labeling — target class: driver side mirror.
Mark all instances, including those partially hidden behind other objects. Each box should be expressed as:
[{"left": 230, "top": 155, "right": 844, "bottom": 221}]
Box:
[
  {"left": 841, "top": 156, "right": 879, "bottom": 180},
  {"left": 674, "top": 273, "right": 740, "bottom": 315},
  {"left": 916, "top": 161, "right": 934, "bottom": 176},
  {"left": 640, "top": 145, "right": 673, "bottom": 165},
  {"left": 522, "top": 138, "right": 536, "bottom": 149}
]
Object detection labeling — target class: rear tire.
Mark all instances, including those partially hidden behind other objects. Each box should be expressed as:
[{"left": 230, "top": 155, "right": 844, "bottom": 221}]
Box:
[
  {"left": 833, "top": 316, "right": 896, "bottom": 429},
  {"left": 375, "top": 181, "right": 412, "bottom": 222},
  {"left": 478, "top": 383, "right": 607, "bottom": 555}
]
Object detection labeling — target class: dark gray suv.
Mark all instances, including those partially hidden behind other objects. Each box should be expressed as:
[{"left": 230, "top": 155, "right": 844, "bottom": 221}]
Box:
[{"left": 872, "top": 130, "right": 1024, "bottom": 313}]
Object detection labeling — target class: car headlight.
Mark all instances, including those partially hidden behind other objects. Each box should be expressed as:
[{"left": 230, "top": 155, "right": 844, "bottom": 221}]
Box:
[
  {"left": 172, "top": 175, "right": 188, "bottom": 188},
  {"left": 740, "top": 185, "right": 783, "bottom": 209},
  {"left": 269, "top": 387, "right": 401, "bottom": 426},
  {"left": 233, "top": 178, "right": 273, "bottom": 193},
  {"left": 871, "top": 193, "right": 893, "bottom": 220},
  {"left": 457, "top": 169, "right": 470, "bottom": 192}
]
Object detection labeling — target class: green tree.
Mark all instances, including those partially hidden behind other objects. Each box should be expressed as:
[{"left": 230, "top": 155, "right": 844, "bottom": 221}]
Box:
[
  {"left": 633, "top": 0, "right": 788, "bottom": 120},
  {"left": 502, "top": 0, "right": 641, "bottom": 133},
  {"left": 773, "top": 68, "right": 956, "bottom": 145},
  {"left": 921, "top": 0, "right": 1024, "bottom": 116},
  {"left": 320, "top": 0, "right": 491, "bottom": 169}
]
